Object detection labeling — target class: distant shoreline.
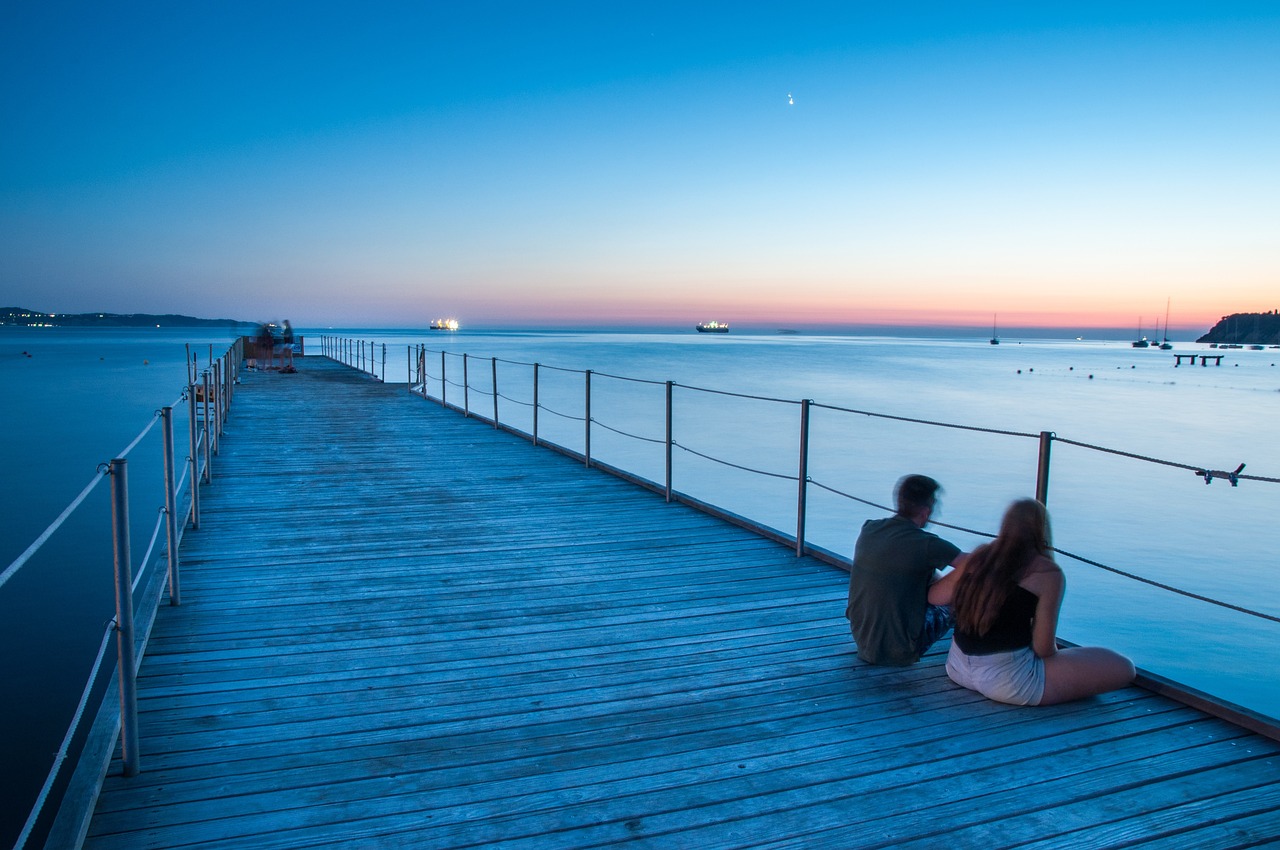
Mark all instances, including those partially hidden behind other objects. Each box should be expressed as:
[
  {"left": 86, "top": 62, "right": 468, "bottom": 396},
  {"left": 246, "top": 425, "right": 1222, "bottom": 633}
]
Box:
[{"left": 1, "top": 307, "right": 253, "bottom": 329}]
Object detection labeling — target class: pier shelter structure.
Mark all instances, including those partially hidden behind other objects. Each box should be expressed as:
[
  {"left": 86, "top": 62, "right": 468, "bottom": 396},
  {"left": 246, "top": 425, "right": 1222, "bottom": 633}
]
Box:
[{"left": 73, "top": 356, "right": 1279, "bottom": 848}]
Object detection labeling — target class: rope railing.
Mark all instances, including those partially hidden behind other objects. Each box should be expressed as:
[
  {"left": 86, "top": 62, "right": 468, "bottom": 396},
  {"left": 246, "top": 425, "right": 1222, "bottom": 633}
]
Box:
[
  {"left": 391, "top": 340, "right": 1278, "bottom": 632},
  {"left": 675, "top": 381, "right": 801, "bottom": 405},
  {"left": 538, "top": 403, "right": 587, "bottom": 422},
  {"left": 497, "top": 391, "right": 536, "bottom": 408},
  {"left": 593, "top": 370, "right": 667, "bottom": 386},
  {"left": 812, "top": 400, "right": 1042, "bottom": 439},
  {"left": 590, "top": 417, "right": 666, "bottom": 445},
  {"left": 8, "top": 337, "right": 241, "bottom": 848},
  {"left": 12, "top": 621, "right": 116, "bottom": 850},
  {"left": 1053, "top": 435, "right": 1280, "bottom": 485},
  {"left": 674, "top": 441, "right": 800, "bottom": 481},
  {"left": 0, "top": 469, "right": 107, "bottom": 592}
]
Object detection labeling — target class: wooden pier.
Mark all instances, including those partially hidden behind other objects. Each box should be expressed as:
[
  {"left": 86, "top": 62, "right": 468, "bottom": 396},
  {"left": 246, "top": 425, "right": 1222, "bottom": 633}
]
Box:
[
  {"left": 81, "top": 356, "right": 1279, "bottom": 848},
  {"left": 1174, "top": 353, "right": 1225, "bottom": 367}
]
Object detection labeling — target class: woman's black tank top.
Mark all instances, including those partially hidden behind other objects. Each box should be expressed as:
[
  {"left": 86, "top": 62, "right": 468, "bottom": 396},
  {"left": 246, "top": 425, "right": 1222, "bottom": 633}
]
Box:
[{"left": 954, "top": 584, "right": 1038, "bottom": 655}]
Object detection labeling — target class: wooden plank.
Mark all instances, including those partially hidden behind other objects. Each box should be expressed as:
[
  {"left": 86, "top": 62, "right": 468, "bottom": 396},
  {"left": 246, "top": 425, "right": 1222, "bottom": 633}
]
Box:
[{"left": 83, "top": 356, "right": 1280, "bottom": 849}]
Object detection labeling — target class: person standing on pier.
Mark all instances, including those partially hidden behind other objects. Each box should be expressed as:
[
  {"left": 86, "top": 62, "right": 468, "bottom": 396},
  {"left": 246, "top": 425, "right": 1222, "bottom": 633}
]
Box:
[
  {"left": 846, "top": 474, "right": 968, "bottom": 666},
  {"left": 940, "top": 498, "right": 1135, "bottom": 705}
]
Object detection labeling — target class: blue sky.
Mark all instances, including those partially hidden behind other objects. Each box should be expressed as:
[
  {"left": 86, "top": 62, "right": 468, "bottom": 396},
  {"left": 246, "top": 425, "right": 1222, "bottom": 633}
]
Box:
[{"left": 2, "top": 2, "right": 1277, "bottom": 331}]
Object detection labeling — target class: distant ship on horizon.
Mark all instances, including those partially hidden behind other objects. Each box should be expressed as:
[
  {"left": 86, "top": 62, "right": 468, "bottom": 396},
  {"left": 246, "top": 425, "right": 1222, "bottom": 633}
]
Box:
[
  {"left": 430, "top": 318, "right": 459, "bottom": 331},
  {"left": 696, "top": 321, "right": 729, "bottom": 333}
]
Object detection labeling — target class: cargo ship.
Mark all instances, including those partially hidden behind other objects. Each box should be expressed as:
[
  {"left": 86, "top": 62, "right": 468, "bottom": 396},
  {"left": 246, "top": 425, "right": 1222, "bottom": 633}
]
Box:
[
  {"left": 430, "top": 318, "right": 459, "bottom": 331},
  {"left": 695, "top": 321, "right": 729, "bottom": 333}
]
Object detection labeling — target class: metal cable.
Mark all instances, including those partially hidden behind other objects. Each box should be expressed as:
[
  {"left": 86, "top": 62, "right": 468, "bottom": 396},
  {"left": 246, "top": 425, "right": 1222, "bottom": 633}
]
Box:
[
  {"left": 537, "top": 403, "right": 587, "bottom": 422},
  {"left": 674, "top": 382, "right": 800, "bottom": 405},
  {"left": 1053, "top": 436, "right": 1280, "bottom": 485},
  {"left": 673, "top": 441, "right": 799, "bottom": 480},
  {"left": 497, "top": 392, "right": 536, "bottom": 408},
  {"left": 809, "top": 478, "right": 1277, "bottom": 622},
  {"left": 1051, "top": 546, "right": 1280, "bottom": 624},
  {"left": 535, "top": 363, "right": 584, "bottom": 375},
  {"left": 590, "top": 418, "right": 666, "bottom": 444},
  {"left": 812, "top": 401, "right": 1041, "bottom": 439},
  {"left": 592, "top": 371, "right": 666, "bottom": 386}
]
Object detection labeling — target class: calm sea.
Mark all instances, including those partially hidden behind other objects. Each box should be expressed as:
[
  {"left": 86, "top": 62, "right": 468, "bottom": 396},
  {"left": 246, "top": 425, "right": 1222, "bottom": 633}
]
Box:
[{"left": 3, "top": 326, "right": 1278, "bottom": 844}]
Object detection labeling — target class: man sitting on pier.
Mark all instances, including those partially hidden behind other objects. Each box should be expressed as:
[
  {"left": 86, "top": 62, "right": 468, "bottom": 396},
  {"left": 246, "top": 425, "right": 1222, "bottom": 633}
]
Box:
[{"left": 846, "top": 474, "right": 968, "bottom": 666}]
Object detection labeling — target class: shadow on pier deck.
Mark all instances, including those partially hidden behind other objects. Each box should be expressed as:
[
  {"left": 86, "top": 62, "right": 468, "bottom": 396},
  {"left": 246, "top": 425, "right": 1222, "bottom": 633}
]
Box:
[{"left": 83, "top": 357, "right": 1279, "bottom": 848}]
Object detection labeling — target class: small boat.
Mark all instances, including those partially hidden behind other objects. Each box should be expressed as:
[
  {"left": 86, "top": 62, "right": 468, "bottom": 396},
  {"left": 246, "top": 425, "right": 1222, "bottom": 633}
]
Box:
[
  {"left": 1131, "top": 318, "right": 1149, "bottom": 348},
  {"left": 696, "top": 321, "right": 729, "bottom": 333},
  {"left": 1158, "top": 299, "right": 1173, "bottom": 349},
  {"left": 430, "top": 318, "right": 459, "bottom": 331},
  {"left": 989, "top": 314, "right": 999, "bottom": 345}
]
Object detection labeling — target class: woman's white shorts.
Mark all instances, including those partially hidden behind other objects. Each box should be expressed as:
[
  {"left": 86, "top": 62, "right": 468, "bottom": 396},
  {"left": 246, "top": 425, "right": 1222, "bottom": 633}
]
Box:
[{"left": 946, "top": 641, "right": 1046, "bottom": 706}]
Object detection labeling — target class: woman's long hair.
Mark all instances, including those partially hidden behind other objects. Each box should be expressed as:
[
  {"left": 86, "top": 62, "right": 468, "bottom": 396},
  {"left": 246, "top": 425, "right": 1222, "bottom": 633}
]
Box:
[{"left": 952, "top": 499, "right": 1053, "bottom": 636}]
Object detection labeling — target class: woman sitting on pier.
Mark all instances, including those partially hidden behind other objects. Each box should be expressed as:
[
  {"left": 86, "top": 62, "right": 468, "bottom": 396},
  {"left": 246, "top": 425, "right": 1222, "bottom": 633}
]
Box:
[{"left": 932, "top": 498, "right": 1134, "bottom": 706}]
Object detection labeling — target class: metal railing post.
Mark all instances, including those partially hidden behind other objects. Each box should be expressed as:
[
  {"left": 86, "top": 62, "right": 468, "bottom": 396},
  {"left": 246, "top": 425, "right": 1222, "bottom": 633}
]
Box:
[
  {"left": 212, "top": 360, "right": 222, "bottom": 449},
  {"left": 406, "top": 346, "right": 411, "bottom": 390},
  {"left": 201, "top": 371, "right": 212, "bottom": 482},
  {"left": 463, "top": 353, "right": 470, "bottom": 417},
  {"left": 796, "top": 399, "right": 812, "bottom": 556},
  {"left": 584, "top": 370, "right": 592, "bottom": 467},
  {"left": 382, "top": 343, "right": 387, "bottom": 382},
  {"left": 533, "top": 363, "right": 540, "bottom": 446},
  {"left": 440, "top": 351, "right": 447, "bottom": 408},
  {"left": 665, "top": 381, "right": 674, "bottom": 503},
  {"left": 108, "top": 458, "right": 140, "bottom": 777},
  {"left": 492, "top": 357, "right": 499, "bottom": 428},
  {"left": 187, "top": 383, "right": 200, "bottom": 529},
  {"left": 1036, "top": 431, "right": 1054, "bottom": 505},
  {"left": 161, "top": 407, "right": 180, "bottom": 606}
]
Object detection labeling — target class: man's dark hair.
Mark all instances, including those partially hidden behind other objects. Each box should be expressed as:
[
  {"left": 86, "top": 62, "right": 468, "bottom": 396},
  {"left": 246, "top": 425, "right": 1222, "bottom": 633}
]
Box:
[{"left": 894, "top": 474, "right": 941, "bottom": 518}]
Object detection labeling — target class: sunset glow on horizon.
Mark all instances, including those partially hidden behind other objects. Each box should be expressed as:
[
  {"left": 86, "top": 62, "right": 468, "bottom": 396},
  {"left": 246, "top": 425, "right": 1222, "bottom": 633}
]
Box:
[{"left": 2, "top": 4, "right": 1276, "bottom": 334}]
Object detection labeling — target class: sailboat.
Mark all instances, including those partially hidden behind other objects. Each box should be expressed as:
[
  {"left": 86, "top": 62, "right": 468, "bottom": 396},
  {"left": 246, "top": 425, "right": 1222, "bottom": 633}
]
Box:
[
  {"left": 1131, "top": 318, "right": 1149, "bottom": 348},
  {"left": 989, "top": 314, "right": 1000, "bottom": 345},
  {"left": 1158, "top": 299, "right": 1173, "bottom": 349}
]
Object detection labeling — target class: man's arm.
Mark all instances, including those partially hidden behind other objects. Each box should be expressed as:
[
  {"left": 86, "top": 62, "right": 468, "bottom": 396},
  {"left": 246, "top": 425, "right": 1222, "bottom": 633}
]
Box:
[{"left": 926, "top": 552, "right": 968, "bottom": 605}]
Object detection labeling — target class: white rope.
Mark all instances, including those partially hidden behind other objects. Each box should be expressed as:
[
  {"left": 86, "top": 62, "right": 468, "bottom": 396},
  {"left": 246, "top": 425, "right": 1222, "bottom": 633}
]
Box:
[
  {"left": 132, "top": 510, "right": 167, "bottom": 595},
  {"left": 116, "top": 412, "right": 160, "bottom": 460},
  {"left": 11, "top": 622, "right": 115, "bottom": 850},
  {"left": 0, "top": 471, "right": 107, "bottom": 592}
]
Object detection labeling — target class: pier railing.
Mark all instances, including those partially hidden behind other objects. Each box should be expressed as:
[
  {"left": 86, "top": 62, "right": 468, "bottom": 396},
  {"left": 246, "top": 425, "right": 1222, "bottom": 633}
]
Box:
[
  {"left": 322, "top": 335, "right": 1280, "bottom": 735},
  {"left": 3, "top": 339, "right": 243, "bottom": 849}
]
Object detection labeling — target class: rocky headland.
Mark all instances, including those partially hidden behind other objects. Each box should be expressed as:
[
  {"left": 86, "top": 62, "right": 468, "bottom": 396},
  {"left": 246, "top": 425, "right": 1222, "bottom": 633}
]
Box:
[{"left": 1196, "top": 311, "right": 1280, "bottom": 345}]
